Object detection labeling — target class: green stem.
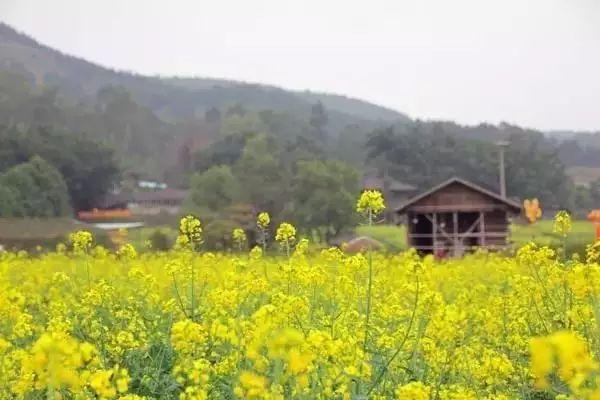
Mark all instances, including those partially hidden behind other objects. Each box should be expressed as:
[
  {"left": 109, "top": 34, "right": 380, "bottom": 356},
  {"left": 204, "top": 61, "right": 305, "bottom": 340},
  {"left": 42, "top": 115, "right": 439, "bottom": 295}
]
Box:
[
  {"left": 330, "top": 262, "right": 337, "bottom": 337},
  {"left": 190, "top": 257, "right": 195, "bottom": 321},
  {"left": 86, "top": 258, "right": 91, "bottom": 290},
  {"left": 286, "top": 240, "right": 291, "bottom": 295},
  {"left": 171, "top": 272, "right": 189, "bottom": 319},
  {"left": 367, "top": 274, "right": 420, "bottom": 396},
  {"left": 364, "top": 248, "right": 373, "bottom": 353},
  {"left": 363, "top": 208, "right": 374, "bottom": 353}
]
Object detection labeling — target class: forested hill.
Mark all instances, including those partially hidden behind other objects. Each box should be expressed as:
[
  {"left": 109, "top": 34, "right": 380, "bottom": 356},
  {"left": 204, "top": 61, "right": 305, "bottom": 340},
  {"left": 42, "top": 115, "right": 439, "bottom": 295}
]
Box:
[
  {"left": 0, "top": 22, "right": 409, "bottom": 125},
  {"left": 4, "top": 20, "right": 600, "bottom": 218}
]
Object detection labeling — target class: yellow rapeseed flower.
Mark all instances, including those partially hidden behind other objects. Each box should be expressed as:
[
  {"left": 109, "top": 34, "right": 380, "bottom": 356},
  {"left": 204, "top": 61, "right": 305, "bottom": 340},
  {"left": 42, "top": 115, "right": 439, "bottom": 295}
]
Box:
[
  {"left": 395, "top": 381, "right": 431, "bottom": 400},
  {"left": 553, "top": 210, "right": 572, "bottom": 237},
  {"left": 257, "top": 212, "right": 270, "bottom": 230},
  {"left": 235, "top": 371, "right": 267, "bottom": 398},
  {"left": 232, "top": 228, "right": 247, "bottom": 250},
  {"left": 530, "top": 331, "right": 596, "bottom": 391},
  {"left": 69, "top": 230, "right": 93, "bottom": 253},
  {"left": 178, "top": 215, "right": 203, "bottom": 246},
  {"left": 275, "top": 222, "right": 296, "bottom": 244},
  {"left": 356, "top": 190, "right": 385, "bottom": 217}
]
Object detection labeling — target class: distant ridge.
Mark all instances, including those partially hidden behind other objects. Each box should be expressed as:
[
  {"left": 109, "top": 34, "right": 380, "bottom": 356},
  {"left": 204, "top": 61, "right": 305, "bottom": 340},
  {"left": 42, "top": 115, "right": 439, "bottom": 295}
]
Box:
[{"left": 0, "top": 22, "right": 411, "bottom": 124}]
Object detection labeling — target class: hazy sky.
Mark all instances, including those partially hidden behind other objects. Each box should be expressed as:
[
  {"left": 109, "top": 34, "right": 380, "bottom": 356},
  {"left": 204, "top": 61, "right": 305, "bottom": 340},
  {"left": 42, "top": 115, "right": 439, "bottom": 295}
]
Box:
[{"left": 2, "top": 0, "right": 600, "bottom": 131}]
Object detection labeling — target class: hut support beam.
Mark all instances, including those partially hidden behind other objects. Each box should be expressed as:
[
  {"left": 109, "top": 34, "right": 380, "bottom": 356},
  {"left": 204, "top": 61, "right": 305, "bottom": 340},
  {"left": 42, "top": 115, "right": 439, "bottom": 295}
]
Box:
[
  {"left": 432, "top": 213, "right": 437, "bottom": 254},
  {"left": 480, "top": 211, "right": 486, "bottom": 246},
  {"left": 459, "top": 215, "right": 482, "bottom": 243},
  {"left": 424, "top": 213, "right": 452, "bottom": 241},
  {"left": 453, "top": 211, "right": 459, "bottom": 256}
]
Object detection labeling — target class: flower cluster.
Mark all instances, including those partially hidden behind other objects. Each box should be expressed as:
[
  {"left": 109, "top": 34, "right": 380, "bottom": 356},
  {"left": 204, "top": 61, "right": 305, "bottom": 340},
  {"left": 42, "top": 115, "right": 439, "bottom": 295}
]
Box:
[
  {"left": 530, "top": 331, "right": 597, "bottom": 395},
  {"left": 177, "top": 215, "right": 203, "bottom": 248},
  {"left": 275, "top": 222, "right": 296, "bottom": 244},
  {"left": 69, "top": 230, "right": 93, "bottom": 253},
  {"left": 117, "top": 243, "right": 137, "bottom": 259},
  {"left": 232, "top": 228, "right": 247, "bottom": 250},
  {"left": 553, "top": 210, "right": 572, "bottom": 237},
  {"left": 356, "top": 190, "right": 386, "bottom": 217},
  {"left": 257, "top": 212, "right": 270, "bottom": 230}
]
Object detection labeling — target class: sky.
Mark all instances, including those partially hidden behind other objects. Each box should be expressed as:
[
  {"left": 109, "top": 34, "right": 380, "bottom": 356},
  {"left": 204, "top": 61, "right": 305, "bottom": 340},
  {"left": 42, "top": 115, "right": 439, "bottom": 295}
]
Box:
[{"left": 2, "top": 0, "right": 600, "bottom": 131}]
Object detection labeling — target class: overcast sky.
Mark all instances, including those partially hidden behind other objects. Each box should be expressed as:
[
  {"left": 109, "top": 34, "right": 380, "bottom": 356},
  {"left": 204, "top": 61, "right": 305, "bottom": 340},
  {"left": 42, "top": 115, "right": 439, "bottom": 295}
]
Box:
[{"left": 2, "top": 0, "right": 600, "bottom": 131}]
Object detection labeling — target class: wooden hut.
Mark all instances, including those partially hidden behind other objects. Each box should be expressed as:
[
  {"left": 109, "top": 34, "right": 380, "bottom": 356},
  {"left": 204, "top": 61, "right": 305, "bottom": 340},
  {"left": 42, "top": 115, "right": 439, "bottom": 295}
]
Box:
[{"left": 395, "top": 177, "right": 521, "bottom": 257}]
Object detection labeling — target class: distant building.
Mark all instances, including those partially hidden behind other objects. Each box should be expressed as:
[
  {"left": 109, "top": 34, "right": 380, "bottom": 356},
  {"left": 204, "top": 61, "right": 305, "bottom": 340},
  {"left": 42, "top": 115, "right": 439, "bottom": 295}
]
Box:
[
  {"left": 395, "top": 177, "right": 521, "bottom": 257},
  {"left": 128, "top": 188, "right": 188, "bottom": 216},
  {"left": 137, "top": 180, "right": 167, "bottom": 190},
  {"left": 96, "top": 188, "right": 188, "bottom": 216}
]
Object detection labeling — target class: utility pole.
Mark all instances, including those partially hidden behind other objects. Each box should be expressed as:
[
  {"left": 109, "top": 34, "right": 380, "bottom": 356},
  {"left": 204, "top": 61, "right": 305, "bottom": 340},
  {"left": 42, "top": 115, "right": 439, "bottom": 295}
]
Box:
[{"left": 497, "top": 141, "right": 509, "bottom": 198}]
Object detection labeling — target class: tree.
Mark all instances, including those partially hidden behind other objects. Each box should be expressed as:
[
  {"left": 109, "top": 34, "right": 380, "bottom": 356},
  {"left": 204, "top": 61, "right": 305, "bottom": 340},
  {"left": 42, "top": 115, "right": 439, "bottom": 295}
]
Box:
[
  {"left": 589, "top": 179, "right": 600, "bottom": 206},
  {"left": 0, "top": 185, "right": 21, "bottom": 216},
  {"left": 187, "top": 165, "right": 240, "bottom": 214},
  {"left": 0, "top": 126, "right": 120, "bottom": 211},
  {"left": 234, "top": 134, "right": 286, "bottom": 213},
  {"left": 205, "top": 107, "right": 222, "bottom": 124},
  {"left": 309, "top": 101, "right": 328, "bottom": 141},
  {"left": 220, "top": 112, "right": 268, "bottom": 137},
  {"left": 365, "top": 126, "right": 573, "bottom": 208},
  {"left": 225, "top": 103, "right": 246, "bottom": 117},
  {"left": 504, "top": 133, "right": 573, "bottom": 209},
  {"left": 289, "top": 159, "right": 359, "bottom": 237},
  {"left": 193, "top": 132, "right": 249, "bottom": 173},
  {"left": 0, "top": 156, "right": 71, "bottom": 217}
]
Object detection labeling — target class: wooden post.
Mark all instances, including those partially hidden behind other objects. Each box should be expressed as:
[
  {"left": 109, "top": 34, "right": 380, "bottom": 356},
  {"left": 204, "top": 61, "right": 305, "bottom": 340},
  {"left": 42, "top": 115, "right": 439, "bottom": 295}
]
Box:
[
  {"left": 407, "top": 212, "right": 412, "bottom": 247},
  {"left": 453, "top": 211, "right": 458, "bottom": 257},
  {"left": 432, "top": 213, "right": 437, "bottom": 255},
  {"left": 480, "top": 211, "right": 486, "bottom": 247}
]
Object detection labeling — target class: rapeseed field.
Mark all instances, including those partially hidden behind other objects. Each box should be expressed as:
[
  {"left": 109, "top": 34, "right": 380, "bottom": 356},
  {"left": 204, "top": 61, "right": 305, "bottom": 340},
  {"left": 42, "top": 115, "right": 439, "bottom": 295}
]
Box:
[{"left": 1, "top": 192, "right": 600, "bottom": 399}]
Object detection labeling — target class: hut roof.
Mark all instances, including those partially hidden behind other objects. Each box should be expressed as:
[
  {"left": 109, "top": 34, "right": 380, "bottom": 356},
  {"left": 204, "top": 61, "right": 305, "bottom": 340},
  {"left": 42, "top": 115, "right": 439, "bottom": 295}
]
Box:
[{"left": 395, "top": 177, "right": 521, "bottom": 214}]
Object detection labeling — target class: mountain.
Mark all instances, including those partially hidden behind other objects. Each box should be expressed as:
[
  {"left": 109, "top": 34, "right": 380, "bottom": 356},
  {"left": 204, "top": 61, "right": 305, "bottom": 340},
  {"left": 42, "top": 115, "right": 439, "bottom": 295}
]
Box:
[
  {"left": 4, "top": 21, "right": 600, "bottom": 191},
  {"left": 0, "top": 22, "right": 410, "bottom": 125}
]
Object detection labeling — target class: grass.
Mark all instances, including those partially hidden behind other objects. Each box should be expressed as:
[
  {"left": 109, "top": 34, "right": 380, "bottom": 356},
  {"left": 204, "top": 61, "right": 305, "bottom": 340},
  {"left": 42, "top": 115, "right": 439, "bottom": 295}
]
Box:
[
  {"left": 355, "top": 224, "right": 407, "bottom": 252},
  {"left": 356, "top": 220, "right": 597, "bottom": 255},
  {"left": 511, "top": 219, "right": 595, "bottom": 255},
  {"left": 126, "top": 226, "right": 178, "bottom": 250},
  {"left": 0, "top": 218, "right": 178, "bottom": 251}
]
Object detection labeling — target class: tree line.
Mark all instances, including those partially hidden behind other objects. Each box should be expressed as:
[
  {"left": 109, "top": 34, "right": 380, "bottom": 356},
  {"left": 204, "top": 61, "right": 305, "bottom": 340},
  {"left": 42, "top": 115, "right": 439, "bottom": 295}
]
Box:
[
  {"left": 365, "top": 125, "right": 600, "bottom": 213},
  {"left": 2, "top": 64, "right": 600, "bottom": 226},
  {"left": 0, "top": 126, "right": 119, "bottom": 217}
]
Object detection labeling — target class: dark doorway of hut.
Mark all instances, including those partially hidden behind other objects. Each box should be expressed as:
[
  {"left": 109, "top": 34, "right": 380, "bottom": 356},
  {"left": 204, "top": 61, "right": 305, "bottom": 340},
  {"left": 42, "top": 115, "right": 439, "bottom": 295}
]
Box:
[{"left": 409, "top": 211, "right": 483, "bottom": 258}]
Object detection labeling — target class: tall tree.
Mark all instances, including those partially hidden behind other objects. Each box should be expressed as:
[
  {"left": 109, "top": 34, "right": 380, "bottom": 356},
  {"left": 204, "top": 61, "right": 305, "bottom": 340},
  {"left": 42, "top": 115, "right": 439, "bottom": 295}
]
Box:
[
  {"left": 205, "top": 107, "right": 222, "bottom": 124},
  {"left": 309, "top": 101, "right": 328, "bottom": 142},
  {"left": 289, "top": 159, "right": 359, "bottom": 237},
  {"left": 234, "top": 133, "right": 286, "bottom": 213},
  {"left": 187, "top": 165, "right": 240, "bottom": 214},
  {"left": 0, "top": 186, "right": 20, "bottom": 216},
  {"left": 0, "top": 126, "right": 120, "bottom": 211},
  {"left": 366, "top": 126, "right": 572, "bottom": 208},
  {"left": 0, "top": 156, "right": 71, "bottom": 217}
]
